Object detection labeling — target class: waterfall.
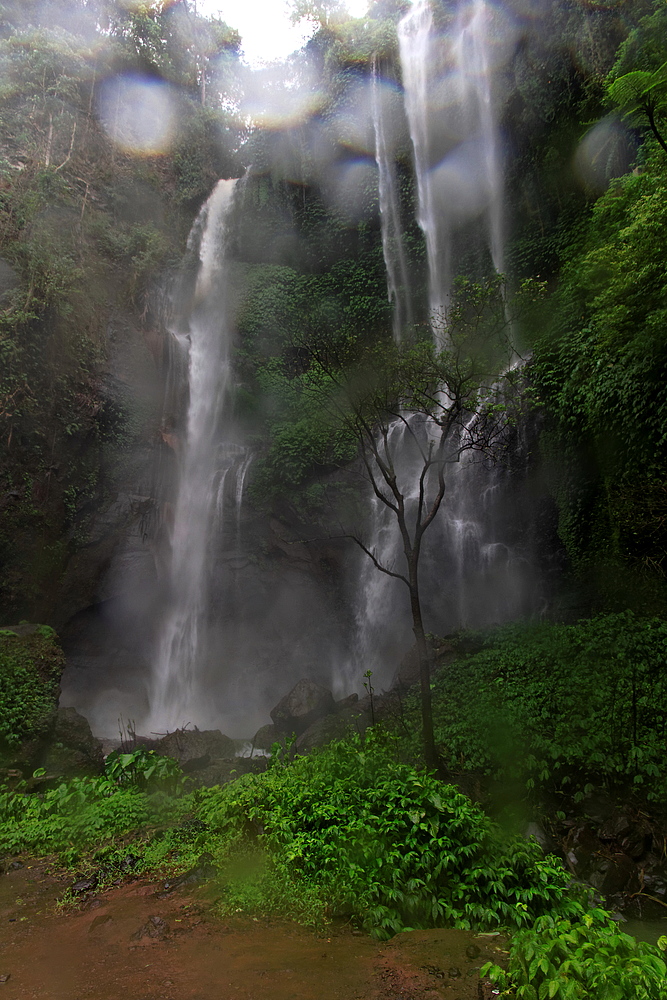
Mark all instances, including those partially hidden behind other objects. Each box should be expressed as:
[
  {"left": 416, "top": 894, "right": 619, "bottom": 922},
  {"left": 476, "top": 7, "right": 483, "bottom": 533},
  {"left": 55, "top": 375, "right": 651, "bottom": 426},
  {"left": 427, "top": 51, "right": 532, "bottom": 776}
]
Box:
[
  {"left": 398, "top": 0, "right": 505, "bottom": 331},
  {"left": 371, "top": 57, "right": 412, "bottom": 341},
  {"left": 351, "top": 0, "right": 539, "bottom": 688},
  {"left": 147, "top": 179, "right": 250, "bottom": 733}
]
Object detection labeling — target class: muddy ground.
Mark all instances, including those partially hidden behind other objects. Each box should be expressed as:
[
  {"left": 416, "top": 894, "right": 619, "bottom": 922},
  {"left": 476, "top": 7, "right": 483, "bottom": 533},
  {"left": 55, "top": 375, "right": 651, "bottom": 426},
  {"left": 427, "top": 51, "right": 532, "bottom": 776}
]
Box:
[{"left": 0, "top": 863, "right": 507, "bottom": 1000}]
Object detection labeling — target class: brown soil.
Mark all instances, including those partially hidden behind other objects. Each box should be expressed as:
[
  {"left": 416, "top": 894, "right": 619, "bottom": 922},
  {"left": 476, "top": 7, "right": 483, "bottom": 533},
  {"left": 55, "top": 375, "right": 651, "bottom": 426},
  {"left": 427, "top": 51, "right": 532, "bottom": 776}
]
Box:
[{"left": 0, "top": 863, "right": 508, "bottom": 1000}]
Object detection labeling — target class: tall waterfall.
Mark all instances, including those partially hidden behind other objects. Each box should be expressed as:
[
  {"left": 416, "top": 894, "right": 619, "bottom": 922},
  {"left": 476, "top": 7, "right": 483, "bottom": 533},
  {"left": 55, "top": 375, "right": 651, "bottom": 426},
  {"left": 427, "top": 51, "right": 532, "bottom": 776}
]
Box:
[
  {"left": 398, "top": 0, "right": 505, "bottom": 328},
  {"left": 371, "top": 58, "right": 412, "bottom": 341},
  {"left": 352, "top": 0, "right": 539, "bottom": 687},
  {"left": 147, "top": 179, "right": 250, "bottom": 732}
]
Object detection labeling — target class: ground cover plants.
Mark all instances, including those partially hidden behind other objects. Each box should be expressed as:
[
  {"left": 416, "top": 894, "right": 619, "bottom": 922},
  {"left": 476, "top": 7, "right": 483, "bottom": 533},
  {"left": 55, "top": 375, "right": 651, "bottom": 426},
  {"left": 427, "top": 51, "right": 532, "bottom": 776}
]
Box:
[
  {"left": 4, "top": 696, "right": 667, "bottom": 997},
  {"left": 419, "top": 612, "right": 667, "bottom": 809}
]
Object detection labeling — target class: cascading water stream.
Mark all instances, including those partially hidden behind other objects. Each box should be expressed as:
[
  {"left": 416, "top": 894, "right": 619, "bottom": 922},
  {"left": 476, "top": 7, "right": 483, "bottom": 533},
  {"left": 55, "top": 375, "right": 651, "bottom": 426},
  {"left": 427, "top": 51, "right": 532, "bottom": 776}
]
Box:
[
  {"left": 452, "top": 0, "right": 505, "bottom": 278},
  {"left": 371, "top": 57, "right": 412, "bottom": 342},
  {"left": 147, "top": 179, "right": 250, "bottom": 732},
  {"left": 398, "top": 0, "right": 505, "bottom": 330},
  {"left": 352, "top": 0, "right": 536, "bottom": 687},
  {"left": 397, "top": 0, "right": 444, "bottom": 329}
]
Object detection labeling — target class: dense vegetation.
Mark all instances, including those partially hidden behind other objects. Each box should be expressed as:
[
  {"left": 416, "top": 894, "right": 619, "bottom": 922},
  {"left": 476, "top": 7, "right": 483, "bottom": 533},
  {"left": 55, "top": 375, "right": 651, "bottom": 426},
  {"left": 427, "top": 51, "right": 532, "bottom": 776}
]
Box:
[
  {"left": 2, "top": 0, "right": 667, "bottom": 996},
  {"left": 4, "top": 614, "right": 667, "bottom": 996},
  {"left": 0, "top": 625, "right": 63, "bottom": 754}
]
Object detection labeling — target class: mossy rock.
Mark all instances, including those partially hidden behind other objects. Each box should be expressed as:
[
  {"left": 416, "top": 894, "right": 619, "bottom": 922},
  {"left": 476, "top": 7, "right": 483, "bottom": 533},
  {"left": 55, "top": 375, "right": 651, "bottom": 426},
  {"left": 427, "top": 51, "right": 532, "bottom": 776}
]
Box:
[{"left": 0, "top": 624, "right": 65, "bottom": 768}]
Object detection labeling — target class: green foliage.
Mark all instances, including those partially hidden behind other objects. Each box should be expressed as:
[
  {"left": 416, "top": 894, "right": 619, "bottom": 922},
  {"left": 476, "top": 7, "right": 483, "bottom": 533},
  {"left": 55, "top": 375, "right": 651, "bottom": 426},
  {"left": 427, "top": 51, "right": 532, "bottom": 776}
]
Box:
[
  {"left": 0, "top": 774, "right": 188, "bottom": 858},
  {"left": 531, "top": 147, "right": 667, "bottom": 582},
  {"left": 193, "top": 733, "right": 575, "bottom": 936},
  {"left": 104, "top": 748, "right": 184, "bottom": 794},
  {"left": 426, "top": 613, "right": 667, "bottom": 805},
  {"left": 483, "top": 907, "right": 667, "bottom": 999},
  {"left": 0, "top": 627, "right": 63, "bottom": 752}
]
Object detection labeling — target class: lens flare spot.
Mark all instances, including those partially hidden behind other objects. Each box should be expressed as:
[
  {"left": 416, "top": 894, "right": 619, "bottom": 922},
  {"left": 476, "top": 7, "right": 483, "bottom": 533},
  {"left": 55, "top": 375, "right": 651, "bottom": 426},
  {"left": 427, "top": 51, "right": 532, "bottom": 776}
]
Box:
[
  {"left": 240, "top": 61, "right": 325, "bottom": 129},
  {"left": 573, "top": 116, "right": 636, "bottom": 193},
  {"left": 97, "top": 75, "right": 177, "bottom": 156}
]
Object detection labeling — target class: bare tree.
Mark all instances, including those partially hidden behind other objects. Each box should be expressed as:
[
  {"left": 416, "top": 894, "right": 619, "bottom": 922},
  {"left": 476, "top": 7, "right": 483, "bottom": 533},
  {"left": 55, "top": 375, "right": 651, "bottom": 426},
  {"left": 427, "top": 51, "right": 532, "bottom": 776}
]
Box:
[{"left": 301, "top": 277, "right": 538, "bottom": 769}]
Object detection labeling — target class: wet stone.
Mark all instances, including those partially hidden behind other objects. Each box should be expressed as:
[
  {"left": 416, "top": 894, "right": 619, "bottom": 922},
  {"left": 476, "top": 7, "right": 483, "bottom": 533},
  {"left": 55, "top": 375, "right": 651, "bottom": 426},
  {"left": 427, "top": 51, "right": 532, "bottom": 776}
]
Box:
[
  {"left": 162, "top": 853, "right": 217, "bottom": 893},
  {"left": 131, "top": 914, "right": 169, "bottom": 941},
  {"left": 71, "top": 875, "right": 98, "bottom": 893}
]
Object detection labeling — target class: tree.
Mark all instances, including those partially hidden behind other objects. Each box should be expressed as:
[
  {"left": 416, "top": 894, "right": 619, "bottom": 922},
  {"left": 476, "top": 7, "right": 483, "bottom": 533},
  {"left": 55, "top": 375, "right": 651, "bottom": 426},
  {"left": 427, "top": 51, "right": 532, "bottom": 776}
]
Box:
[
  {"left": 287, "top": 0, "right": 347, "bottom": 30},
  {"left": 607, "top": 63, "right": 667, "bottom": 154},
  {"left": 302, "top": 277, "right": 534, "bottom": 769}
]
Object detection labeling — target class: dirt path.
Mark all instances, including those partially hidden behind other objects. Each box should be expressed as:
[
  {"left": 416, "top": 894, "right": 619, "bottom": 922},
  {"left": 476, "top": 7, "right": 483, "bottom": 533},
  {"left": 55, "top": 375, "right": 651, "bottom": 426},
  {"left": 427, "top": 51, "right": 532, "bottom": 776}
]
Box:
[{"left": 0, "top": 863, "right": 507, "bottom": 1000}]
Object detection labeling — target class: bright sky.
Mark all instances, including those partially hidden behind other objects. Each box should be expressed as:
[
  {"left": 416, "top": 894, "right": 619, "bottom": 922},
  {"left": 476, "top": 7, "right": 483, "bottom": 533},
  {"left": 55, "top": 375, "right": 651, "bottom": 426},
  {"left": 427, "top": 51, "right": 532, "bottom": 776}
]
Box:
[{"left": 195, "top": 0, "right": 372, "bottom": 67}]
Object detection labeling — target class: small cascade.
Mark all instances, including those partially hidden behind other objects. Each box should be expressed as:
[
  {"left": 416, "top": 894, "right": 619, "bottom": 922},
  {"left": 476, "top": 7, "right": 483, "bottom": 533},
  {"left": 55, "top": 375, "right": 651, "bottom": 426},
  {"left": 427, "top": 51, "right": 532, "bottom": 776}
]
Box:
[
  {"left": 147, "top": 179, "right": 251, "bottom": 732},
  {"left": 371, "top": 57, "right": 412, "bottom": 341}
]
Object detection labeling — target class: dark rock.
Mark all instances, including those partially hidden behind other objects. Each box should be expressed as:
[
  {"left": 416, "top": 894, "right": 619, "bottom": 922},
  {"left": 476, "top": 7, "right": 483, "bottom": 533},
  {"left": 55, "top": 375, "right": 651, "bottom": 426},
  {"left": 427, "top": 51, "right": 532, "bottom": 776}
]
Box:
[
  {"left": 191, "top": 755, "right": 269, "bottom": 788},
  {"left": 295, "top": 706, "right": 371, "bottom": 754},
  {"left": 448, "top": 967, "right": 462, "bottom": 979},
  {"left": 8, "top": 861, "right": 23, "bottom": 871},
  {"left": 252, "top": 724, "right": 283, "bottom": 751},
  {"left": 334, "top": 693, "right": 359, "bottom": 712},
  {"left": 0, "top": 974, "right": 10, "bottom": 983},
  {"left": 466, "top": 944, "right": 481, "bottom": 960},
  {"left": 391, "top": 640, "right": 457, "bottom": 691},
  {"left": 270, "top": 679, "right": 335, "bottom": 735},
  {"left": 525, "top": 822, "right": 551, "bottom": 850},
  {"left": 119, "top": 854, "right": 140, "bottom": 873},
  {"left": 392, "top": 646, "right": 420, "bottom": 691},
  {"left": 162, "top": 853, "right": 216, "bottom": 893},
  {"left": 42, "top": 707, "right": 104, "bottom": 777},
  {"left": 72, "top": 875, "right": 98, "bottom": 893},
  {"left": 587, "top": 853, "right": 640, "bottom": 896},
  {"left": 131, "top": 914, "right": 169, "bottom": 940},
  {"left": 153, "top": 728, "right": 235, "bottom": 765},
  {"left": 599, "top": 814, "right": 632, "bottom": 841},
  {"left": 181, "top": 754, "right": 211, "bottom": 773}
]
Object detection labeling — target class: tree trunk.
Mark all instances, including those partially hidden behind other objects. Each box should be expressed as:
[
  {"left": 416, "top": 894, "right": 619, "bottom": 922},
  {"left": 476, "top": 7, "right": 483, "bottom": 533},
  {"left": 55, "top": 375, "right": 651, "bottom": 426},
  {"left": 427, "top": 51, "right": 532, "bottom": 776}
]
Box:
[{"left": 408, "top": 558, "right": 437, "bottom": 771}]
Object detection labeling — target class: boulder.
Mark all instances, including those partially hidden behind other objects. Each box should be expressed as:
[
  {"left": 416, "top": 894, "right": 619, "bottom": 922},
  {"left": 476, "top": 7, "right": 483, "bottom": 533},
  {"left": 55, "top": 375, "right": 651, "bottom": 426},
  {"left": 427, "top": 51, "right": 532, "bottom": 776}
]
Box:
[
  {"left": 295, "top": 705, "right": 371, "bottom": 754},
  {"left": 270, "top": 679, "right": 336, "bottom": 735},
  {"left": 252, "top": 723, "right": 283, "bottom": 751},
  {"left": 334, "top": 693, "right": 359, "bottom": 712},
  {"left": 153, "top": 728, "right": 236, "bottom": 765},
  {"left": 42, "top": 707, "right": 104, "bottom": 776}
]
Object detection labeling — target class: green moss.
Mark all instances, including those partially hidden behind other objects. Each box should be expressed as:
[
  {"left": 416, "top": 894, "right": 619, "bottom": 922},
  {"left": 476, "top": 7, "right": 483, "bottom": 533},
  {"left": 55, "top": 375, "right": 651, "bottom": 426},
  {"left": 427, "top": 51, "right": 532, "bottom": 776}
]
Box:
[{"left": 0, "top": 626, "right": 64, "bottom": 755}]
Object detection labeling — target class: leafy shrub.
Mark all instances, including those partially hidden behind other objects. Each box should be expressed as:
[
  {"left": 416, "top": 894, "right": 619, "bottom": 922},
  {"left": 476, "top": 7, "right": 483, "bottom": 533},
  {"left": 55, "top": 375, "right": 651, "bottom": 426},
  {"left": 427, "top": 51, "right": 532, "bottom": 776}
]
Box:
[
  {"left": 426, "top": 613, "right": 667, "bottom": 804},
  {"left": 483, "top": 907, "right": 667, "bottom": 999},
  {"left": 104, "top": 748, "right": 184, "bottom": 793},
  {"left": 194, "top": 733, "right": 575, "bottom": 936},
  {"left": 0, "top": 627, "right": 64, "bottom": 751},
  {"left": 0, "top": 776, "right": 188, "bottom": 858}
]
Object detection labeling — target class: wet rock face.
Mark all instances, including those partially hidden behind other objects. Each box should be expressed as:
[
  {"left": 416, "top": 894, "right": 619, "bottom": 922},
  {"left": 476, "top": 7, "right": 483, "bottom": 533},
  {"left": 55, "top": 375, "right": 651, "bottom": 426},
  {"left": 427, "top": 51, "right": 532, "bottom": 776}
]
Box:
[
  {"left": 0, "top": 625, "right": 65, "bottom": 773},
  {"left": 252, "top": 724, "right": 282, "bottom": 751},
  {"left": 42, "top": 707, "right": 104, "bottom": 777},
  {"left": 564, "top": 810, "right": 667, "bottom": 919},
  {"left": 152, "top": 728, "right": 236, "bottom": 765},
  {"left": 295, "top": 707, "right": 370, "bottom": 754},
  {"left": 270, "top": 679, "right": 336, "bottom": 736}
]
